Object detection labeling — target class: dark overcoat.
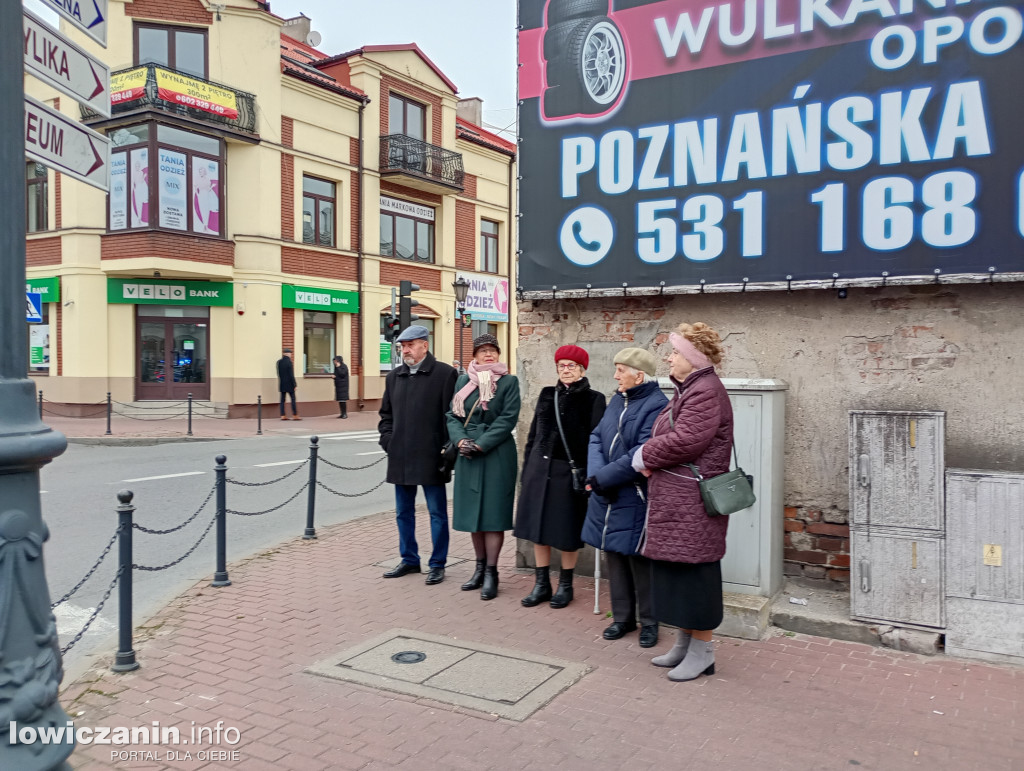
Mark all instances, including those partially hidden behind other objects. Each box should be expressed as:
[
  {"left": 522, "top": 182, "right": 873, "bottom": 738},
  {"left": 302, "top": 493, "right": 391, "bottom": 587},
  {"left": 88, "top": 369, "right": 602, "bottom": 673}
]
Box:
[
  {"left": 333, "top": 362, "right": 350, "bottom": 401},
  {"left": 276, "top": 356, "right": 296, "bottom": 392},
  {"left": 581, "top": 379, "right": 668, "bottom": 555},
  {"left": 639, "top": 368, "right": 734, "bottom": 564},
  {"left": 378, "top": 352, "right": 458, "bottom": 487},
  {"left": 446, "top": 374, "right": 521, "bottom": 532},
  {"left": 514, "top": 379, "right": 605, "bottom": 551}
]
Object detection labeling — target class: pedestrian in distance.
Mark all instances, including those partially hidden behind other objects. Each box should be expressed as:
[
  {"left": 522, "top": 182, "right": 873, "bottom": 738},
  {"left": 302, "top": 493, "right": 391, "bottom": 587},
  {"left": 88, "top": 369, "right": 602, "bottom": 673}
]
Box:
[
  {"left": 378, "top": 326, "right": 458, "bottom": 585},
  {"left": 515, "top": 345, "right": 605, "bottom": 609},
  {"left": 277, "top": 348, "right": 300, "bottom": 420},
  {"left": 582, "top": 348, "right": 667, "bottom": 647},
  {"left": 333, "top": 355, "right": 349, "bottom": 418},
  {"left": 446, "top": 334, "right": 521, "bottom": 600},
  {"left": 632, "top": 323, "right": 733, "bottom": 682}
]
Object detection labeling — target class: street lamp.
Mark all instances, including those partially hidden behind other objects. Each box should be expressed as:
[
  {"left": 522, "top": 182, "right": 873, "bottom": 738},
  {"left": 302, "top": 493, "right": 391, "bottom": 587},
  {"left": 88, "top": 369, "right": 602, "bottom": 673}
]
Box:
[{"left": 452, "top": 277, "right": 471, "bottom": 370}]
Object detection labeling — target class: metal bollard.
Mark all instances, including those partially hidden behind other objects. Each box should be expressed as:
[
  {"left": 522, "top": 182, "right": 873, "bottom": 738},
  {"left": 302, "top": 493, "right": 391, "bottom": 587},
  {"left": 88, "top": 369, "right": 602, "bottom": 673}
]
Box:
[
  {"left": 105, "top": 392, "right": 112, "bottom": 436},
  {"left": 187, "top": 393, "right": 193, "bottom": 436},
  {"left": 257, "top": 394, "right": 262, "bottom": 435},
  {"left": 211, "top": 455, "right": 231, "bottom": 586},
  {"left": 304, "top": 436, "right": 319, "bottom": 539},
  {"left": 38, "top": 390, "right": 42, "bottom": 418},
  {"left": 111, "top": 490, "right": 140, "bottom": 673}
]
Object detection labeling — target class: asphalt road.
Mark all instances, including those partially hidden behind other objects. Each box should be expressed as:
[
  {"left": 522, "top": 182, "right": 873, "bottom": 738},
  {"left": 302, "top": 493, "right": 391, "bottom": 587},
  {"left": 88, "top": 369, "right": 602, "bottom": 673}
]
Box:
[{"left": 40, "top": 429, "right": 400, "bottom": 681}]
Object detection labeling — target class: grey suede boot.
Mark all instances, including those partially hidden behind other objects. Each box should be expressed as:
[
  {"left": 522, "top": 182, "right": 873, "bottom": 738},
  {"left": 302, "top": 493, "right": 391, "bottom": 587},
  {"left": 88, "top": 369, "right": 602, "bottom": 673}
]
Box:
[
  {"left": 667, "top": 639, "right": 715, "bottom": 681},
  {"left": 651, "top": 629, "right": 692, "bottom": 667}
]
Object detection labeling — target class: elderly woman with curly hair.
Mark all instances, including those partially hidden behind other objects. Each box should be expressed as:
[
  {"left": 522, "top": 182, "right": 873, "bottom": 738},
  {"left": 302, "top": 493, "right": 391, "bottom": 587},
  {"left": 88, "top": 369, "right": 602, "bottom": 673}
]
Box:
[{"left": 632, "top": 322, "right": 733, "bottom": 682}]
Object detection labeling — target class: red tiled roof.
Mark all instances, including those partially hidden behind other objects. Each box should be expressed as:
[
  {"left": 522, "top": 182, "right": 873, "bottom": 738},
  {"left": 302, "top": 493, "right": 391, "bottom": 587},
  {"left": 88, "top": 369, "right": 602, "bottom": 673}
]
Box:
[
  {"left": 456, "top": 117, "right": 516, "bottom": 156},
  {"left": 280, "top": 34, "right": 366, "bottom": 101},
  {"left": 315, "top": 44, "right": 458, "bottom": 94}
]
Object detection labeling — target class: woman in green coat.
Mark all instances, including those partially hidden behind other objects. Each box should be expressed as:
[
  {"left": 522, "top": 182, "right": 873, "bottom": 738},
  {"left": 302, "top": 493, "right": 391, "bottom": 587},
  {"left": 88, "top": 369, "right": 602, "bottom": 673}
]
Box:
[{"left": 446, "top": 334, "right": 521, "bottom": 601}]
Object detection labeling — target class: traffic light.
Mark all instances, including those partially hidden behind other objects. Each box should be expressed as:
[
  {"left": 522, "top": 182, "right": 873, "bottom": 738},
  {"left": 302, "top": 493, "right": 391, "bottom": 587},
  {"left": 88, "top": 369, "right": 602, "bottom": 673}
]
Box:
[
  {"left": 382, "top": 315, "right": 400, "bottom": 342},
  {"left": 398, "top": 280, "right": 420, "bottom": 331}
]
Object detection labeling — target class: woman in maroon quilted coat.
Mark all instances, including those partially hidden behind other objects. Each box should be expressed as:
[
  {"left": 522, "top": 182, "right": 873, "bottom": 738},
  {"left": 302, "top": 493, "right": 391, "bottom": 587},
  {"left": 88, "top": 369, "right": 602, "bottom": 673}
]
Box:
[{"left": 632, "top": 322, "right": 733, "bottom": 682}]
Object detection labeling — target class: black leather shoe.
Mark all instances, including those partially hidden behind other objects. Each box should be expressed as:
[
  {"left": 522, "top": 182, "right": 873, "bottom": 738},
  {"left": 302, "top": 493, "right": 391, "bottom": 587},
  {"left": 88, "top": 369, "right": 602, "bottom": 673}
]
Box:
[
  {"left": 521, "top": 566, "right": 552, "bottom": 607},
  {"left": 602, "top": 621, "right": 638, "bottom": 640},
  {"left": 480, "top": 566, "right": 499, "bottom": 600},
  {"left": 461, "top": 559, "right": 486, "bottom": 591},
  {"left": 382, "top": 562, "right": 421, "bottom": 578},
  {"left": 425, "top": 567, "right": 445, "bottom": 585},
  {"left": 639, "top": 624, "right": 659, "bottom": 648}
]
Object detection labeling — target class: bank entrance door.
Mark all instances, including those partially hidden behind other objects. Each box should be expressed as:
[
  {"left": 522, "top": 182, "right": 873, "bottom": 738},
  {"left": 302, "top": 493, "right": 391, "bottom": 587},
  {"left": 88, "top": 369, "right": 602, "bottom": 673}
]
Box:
[{"left": 137, "top": 306, "right": 210, "bottom": 400}]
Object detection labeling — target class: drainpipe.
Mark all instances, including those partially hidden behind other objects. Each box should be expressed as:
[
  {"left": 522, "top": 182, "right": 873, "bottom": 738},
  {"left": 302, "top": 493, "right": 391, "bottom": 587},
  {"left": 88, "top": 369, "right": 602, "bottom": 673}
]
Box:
[
  {"left": 507, "top": 151, "right": 515, "bottom": 360},
  {"left": 356, "top": 95, "right": 369, "bottom": 410}
]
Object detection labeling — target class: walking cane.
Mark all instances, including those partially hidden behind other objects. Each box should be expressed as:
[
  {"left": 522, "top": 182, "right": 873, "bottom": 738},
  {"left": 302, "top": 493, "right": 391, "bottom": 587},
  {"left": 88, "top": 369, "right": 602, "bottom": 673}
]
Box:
[{"left": 593, "top": 546, "right": 602, "bottom": 614}]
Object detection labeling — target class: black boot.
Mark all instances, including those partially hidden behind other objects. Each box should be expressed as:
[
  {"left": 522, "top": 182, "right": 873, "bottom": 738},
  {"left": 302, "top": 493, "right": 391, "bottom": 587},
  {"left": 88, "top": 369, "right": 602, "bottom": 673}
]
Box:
[
  {"left": 549, "top": 568, "right": 575, "bottom": 608},
  {"left": 521, "top": 566, "right": 552, "bottom": 607},
  {"left": 461, "top": 559, "right": 486, "bottom": 591},
  {"left": 341, "top": 402, "right": 347, "bottom": 419},
  {"left": 480, "top": 566, "right": 499, "bottom": 600}
]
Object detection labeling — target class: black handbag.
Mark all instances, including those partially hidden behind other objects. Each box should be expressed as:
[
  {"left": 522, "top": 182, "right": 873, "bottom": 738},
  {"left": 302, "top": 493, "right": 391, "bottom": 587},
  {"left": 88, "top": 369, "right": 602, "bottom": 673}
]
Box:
[
  {"left": 553, "top": 388, "right": 588, "bottom": 494},
  {"left": 439, "top": 399, "right": 478, "bottom": 474}
]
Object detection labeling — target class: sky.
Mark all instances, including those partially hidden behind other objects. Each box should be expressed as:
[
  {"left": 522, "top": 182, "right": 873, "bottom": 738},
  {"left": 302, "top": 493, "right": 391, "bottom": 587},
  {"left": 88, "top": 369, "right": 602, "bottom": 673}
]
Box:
[{"left": 269, "top": 0, "right": 519, "bottom": 138}]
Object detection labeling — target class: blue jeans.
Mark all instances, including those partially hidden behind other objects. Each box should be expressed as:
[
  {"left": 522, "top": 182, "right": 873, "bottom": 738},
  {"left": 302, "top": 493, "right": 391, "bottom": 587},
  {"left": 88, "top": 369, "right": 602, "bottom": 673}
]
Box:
[{"left": 394, "top": 484, "right": 449, "bottom": 569}]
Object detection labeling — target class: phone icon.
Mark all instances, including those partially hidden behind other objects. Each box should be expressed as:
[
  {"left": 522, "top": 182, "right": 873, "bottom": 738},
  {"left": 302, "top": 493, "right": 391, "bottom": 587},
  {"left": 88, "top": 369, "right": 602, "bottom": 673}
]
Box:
[{"left": 573, "top": 220, "right": 602, "bottom": 252}]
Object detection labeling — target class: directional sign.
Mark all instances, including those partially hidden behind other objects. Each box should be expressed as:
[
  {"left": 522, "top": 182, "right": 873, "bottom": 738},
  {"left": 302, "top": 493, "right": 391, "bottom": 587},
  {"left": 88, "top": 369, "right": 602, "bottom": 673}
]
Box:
[
  {"left": 26, "top": 292, "right": 43, "bottom": 323},
  {"left": 23, "top": 10, "right": 110, "bottom": 117},
  {"left": 35, "top": 0, "right": 107, "bottom": 47},
  {"left": 24, "top": 95, "right": 109, "bottom": 191}
]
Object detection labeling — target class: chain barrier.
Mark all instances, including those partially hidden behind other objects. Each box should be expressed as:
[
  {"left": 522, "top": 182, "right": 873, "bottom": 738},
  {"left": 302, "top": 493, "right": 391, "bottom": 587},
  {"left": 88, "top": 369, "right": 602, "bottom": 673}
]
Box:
[
  {"left": 318, "top": 454, "right": 386, "bottom": 471},
  {"left": 227, "top": 481, "right": 309, "bottom": 517},
  {"left": 111, "top": 399, "right": 189, "bottom": 409},
  {"left": 134, "top": 513, "right": 218, "bottom": 571},
  {"left": 42, "top": 405, "right": 108, "bottom": 418},
  {"left": 226, "top": 460, "right": 308, "bottom": 487},
  {"left": 132, "top": 484, "right": 217, "bottom": 535},
  {"left": 60, "top": 567, "right": 122, "bottom": 656},
  {"left": 111, "top": 410, "right": 189, "bottom": 421},
  {"left": 317, "top": 478, "right": 387, "bottom": 498},
  {"left": 51, "top": 528, "right": 120, "bottom": 609}
]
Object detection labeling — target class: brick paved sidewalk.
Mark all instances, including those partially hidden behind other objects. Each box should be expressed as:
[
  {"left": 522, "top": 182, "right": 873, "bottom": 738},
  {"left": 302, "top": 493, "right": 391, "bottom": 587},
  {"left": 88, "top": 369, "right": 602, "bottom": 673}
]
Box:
[{"left": 62, "top": 511, "right": 1023, "bottom": 771}]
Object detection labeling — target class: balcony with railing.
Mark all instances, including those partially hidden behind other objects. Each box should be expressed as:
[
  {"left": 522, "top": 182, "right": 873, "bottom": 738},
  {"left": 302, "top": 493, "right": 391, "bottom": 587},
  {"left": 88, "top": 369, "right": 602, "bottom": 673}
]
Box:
[
  {"left": 379, "top": 134, "right": 464, "bottom": 194},
  {"left": 84, "top": 64, "right": 258, "bottom": 138}
]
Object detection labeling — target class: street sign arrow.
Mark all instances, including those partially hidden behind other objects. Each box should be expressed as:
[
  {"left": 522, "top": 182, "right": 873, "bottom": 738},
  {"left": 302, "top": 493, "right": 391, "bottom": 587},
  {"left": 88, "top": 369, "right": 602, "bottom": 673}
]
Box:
[
  {"left": 35, "top": 0, "right": 107, "bottom": 48},
  {"left": 23, "top": 10, "right": 111, "bottom": 117},
  {"left": 24, "top": 95, "right": 109, "bottom": 191}
]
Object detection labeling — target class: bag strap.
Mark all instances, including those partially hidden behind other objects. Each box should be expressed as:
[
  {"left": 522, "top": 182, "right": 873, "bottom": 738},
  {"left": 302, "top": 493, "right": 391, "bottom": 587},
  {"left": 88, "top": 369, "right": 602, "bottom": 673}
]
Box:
[
  {"left": 553, "top": 388, "right": 579, "bottom": 470},
  {"left": 463, "top": 398, "right": 479, "bottom": 427}
]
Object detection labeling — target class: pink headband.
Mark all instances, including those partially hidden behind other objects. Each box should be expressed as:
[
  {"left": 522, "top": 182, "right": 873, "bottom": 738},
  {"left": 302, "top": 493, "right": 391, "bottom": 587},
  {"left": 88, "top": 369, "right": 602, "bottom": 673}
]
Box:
[{"left": 670, "top": 332, "right": 711, "bottom": 370}]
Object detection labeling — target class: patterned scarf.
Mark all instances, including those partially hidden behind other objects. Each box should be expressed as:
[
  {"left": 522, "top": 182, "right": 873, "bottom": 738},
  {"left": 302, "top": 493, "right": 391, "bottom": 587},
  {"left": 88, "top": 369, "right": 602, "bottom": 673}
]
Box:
[{"left": 452, "top": 360, "right": 508, "bottom": 417}]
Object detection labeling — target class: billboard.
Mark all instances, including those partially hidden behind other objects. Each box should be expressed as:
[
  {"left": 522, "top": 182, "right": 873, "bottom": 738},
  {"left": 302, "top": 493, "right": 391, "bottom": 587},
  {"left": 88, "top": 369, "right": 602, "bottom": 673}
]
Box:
[{"left": 518, "top": 0, "right": 1024, "bottom": 292}]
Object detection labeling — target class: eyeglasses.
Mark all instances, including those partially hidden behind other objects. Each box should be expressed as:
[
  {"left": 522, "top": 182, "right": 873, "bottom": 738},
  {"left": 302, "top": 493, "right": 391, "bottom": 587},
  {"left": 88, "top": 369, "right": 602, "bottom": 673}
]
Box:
[{"left": 556, "top": 362, "right": 580, "bottom": 370}]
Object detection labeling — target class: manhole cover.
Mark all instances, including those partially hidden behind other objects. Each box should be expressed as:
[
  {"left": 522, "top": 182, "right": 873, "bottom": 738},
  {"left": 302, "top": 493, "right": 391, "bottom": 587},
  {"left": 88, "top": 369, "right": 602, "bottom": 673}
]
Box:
[{"left": 391, "top": 650, "right": 426, "bottom": 664}]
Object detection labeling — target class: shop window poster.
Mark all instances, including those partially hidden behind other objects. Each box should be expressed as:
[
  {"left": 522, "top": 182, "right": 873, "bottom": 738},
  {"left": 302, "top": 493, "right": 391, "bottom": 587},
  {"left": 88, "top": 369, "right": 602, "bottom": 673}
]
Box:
[
  {"left": 30, "top": 325, "right": 49, "bottom": 367},
  {"left": 130, "top": 148, "right": 149, "bottom": 228},
  {"left": 158, "top": 148, "right": 188, "bottom": 231},
  {"left": 192, "top": 158, "right": 220, "bottom": 235},
  {"left": 110, "top": 152, "right": 127, "bottom": 230}
]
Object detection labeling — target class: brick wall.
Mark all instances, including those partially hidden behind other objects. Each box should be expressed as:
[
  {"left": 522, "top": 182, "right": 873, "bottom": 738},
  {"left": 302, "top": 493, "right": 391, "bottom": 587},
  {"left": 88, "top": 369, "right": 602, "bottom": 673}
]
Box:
[
  {"left": 282, "top": 116, "right": 294, "bottom": 148},
  {"left": 101, "top": 232, "right": 234, "bottom": 265},
  {"left": 54, "top": 172, "right": 61, "bottom": 229},
  {"left": 26, "top": 237, "right": 61, "bottom": 266},
  {"left": 455, "top": 200, "right": 475, "bottom": 270},
  {"left": 350, "top": 312, "right": 361, "bottom": 377},
  {"left": 379, "top": 261, "right": 440, "bottom": 291},
  {"left": 282, "top": 308, "right": 294, "bottom": 353},
  {"left": 463, "top": 173, "right": 477, "bottom": 199},
  {"left": 380, "top": 75, "right": 443, "bottom": 145},
  {"left": 281, "top": 246, "right": 357, "bottom": 281},
  {"left": 785, "top": 508, "right": 851, "bottom": 584},
  {"left": 56, "top": 300, "right": 62, "bottom": 376},
  {"left": 281, "top": 154, "right": 294, "bottom": 241},
  {"left": 125, "top": 0, "right": 212, "bottom": 24},
  {"left": 350, "top": 137, "right": 360, "bottom": 252}
]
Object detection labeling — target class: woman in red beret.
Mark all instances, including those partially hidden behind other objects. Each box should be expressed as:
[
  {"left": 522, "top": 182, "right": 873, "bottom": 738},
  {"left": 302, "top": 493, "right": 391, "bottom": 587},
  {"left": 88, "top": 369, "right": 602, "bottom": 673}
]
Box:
[{"left": 514, "top": 345, "right": 606, "bottom": 608}]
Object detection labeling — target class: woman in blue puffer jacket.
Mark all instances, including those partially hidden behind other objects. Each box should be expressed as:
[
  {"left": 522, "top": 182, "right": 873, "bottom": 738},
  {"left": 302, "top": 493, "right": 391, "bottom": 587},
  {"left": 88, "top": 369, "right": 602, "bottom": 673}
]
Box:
[{"left": 582, "top": 347, "right": 668, "bottom": 649}]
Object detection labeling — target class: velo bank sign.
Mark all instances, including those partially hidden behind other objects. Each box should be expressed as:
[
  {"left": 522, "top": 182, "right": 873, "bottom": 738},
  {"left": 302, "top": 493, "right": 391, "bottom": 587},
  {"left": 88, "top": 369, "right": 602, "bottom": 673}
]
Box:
[{"left": 107, "top": 278, "right": 233, "bottom": 306}]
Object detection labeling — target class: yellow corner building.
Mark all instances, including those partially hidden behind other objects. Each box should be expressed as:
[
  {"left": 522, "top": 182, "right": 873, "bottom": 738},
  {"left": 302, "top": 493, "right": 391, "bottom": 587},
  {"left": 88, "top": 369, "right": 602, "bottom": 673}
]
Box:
[{"left": 25, "top": 0, "right": 517, "bottom": 415}]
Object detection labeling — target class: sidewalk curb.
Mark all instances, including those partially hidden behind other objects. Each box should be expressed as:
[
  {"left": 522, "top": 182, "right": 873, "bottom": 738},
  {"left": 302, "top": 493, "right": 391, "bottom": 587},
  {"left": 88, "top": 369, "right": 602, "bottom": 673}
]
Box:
[{"left": 68, "top": 436, "right": 227, "bottom": 446}]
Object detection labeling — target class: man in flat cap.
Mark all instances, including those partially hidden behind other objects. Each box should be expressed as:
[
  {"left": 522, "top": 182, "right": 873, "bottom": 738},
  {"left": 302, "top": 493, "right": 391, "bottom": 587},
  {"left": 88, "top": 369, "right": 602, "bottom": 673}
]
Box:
[{"left": 378, "top": 325, "right": 458, "bottom": 584}]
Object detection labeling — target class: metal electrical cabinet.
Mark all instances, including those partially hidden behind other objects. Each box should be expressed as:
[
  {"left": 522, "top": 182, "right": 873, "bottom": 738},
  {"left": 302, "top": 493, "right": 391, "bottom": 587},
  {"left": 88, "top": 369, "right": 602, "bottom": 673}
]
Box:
[
  {"left": 945, "top": 469, "right": 1024, "bottom": 661},
  {"left": 849, "top": 411, "right": 946, "bottom": 630}
]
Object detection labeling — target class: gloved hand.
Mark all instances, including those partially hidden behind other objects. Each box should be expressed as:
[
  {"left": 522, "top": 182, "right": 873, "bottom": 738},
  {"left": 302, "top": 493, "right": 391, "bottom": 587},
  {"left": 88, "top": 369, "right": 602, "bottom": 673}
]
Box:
[
  {"left": 458, "top": 439, "right": 475, "bottom": 457},
  {"left": 586, "top": 476, "right": 618, "bottom": 502}
]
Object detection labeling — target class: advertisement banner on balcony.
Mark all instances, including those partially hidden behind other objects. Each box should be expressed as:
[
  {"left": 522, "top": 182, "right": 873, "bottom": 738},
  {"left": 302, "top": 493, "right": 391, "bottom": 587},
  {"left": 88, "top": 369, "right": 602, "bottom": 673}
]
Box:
[
  {"left": 517, "top": 0, "right": 1024, "bottom": 292},
  {"left": 110, "top": 67, "right": 147, "bottom": 105},
  {"left": 154, "top": 68, "right": 239, "bottom": 120},
  {"left": 158, "top": 149, "right": 187, "bottom": 230},
  {"left": 455, "top": 271, "right": 510, "bottom": 322}
]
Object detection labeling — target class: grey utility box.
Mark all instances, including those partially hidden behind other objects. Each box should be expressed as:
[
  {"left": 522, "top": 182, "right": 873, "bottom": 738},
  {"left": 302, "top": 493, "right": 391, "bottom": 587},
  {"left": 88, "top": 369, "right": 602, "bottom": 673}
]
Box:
[
  {"left": 849, "top": 410, "right": 946, "bottom": 630},
  {"left": 659, "top": 378, "right": 788, "bottom": 598},
  {"left": 945, "top": 469, "right": 1024, "bottom": 662}
]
